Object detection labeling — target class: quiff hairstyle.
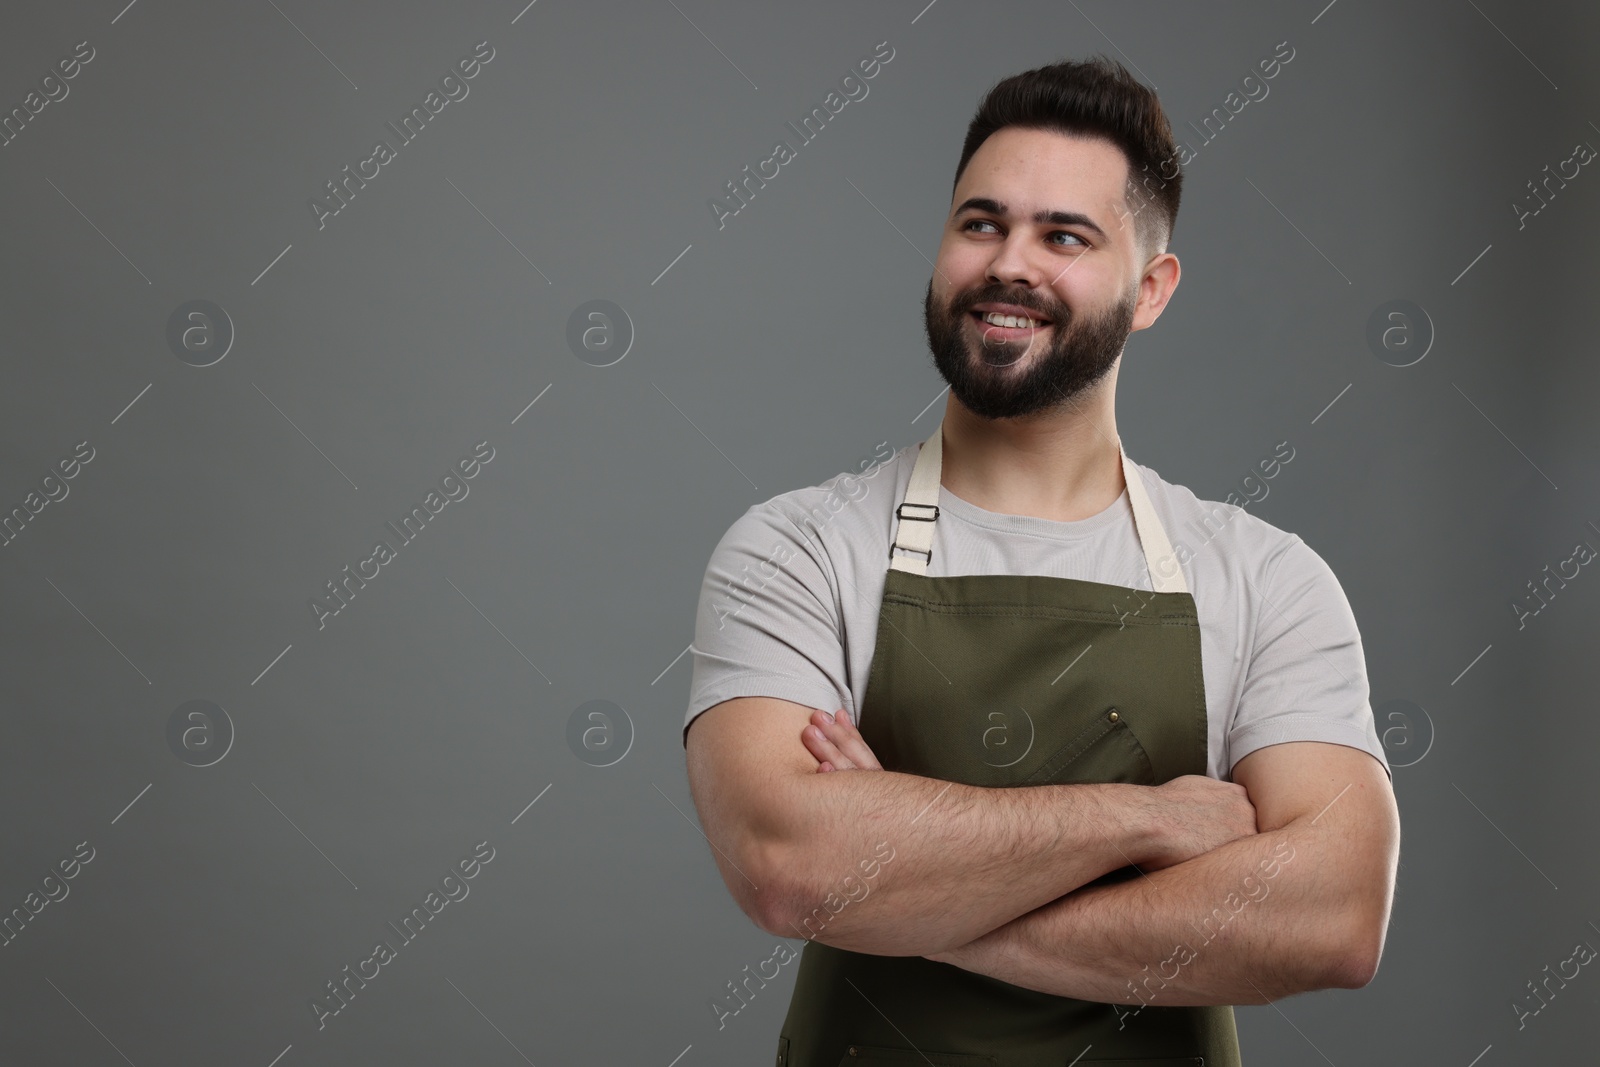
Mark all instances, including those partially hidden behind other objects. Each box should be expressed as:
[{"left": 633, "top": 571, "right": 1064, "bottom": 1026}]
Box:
[{"left": 952, "top": 55, "right": 1183, "bottom": 261}]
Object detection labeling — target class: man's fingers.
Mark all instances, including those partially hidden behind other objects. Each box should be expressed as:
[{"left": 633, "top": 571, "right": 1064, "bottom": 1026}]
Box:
[
  {"left": 803, "top": 721, "right": 856, "bottom": 770},
  {"left": 809, "top": 707, "right": 882, "bottom": 771}
]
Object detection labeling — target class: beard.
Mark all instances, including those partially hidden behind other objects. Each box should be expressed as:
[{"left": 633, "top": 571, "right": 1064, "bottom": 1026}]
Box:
[{"left": 923, "top": 278, "right": 1137, "bottom": 420}]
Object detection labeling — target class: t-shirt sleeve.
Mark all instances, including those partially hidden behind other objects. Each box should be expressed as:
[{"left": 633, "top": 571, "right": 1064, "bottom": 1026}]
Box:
[
  {"left": 1227, "top": 535, "right": 1392, "bottom": 780},
  {"left": 681, "top": 502, "right": 850, "bottom": 748}
]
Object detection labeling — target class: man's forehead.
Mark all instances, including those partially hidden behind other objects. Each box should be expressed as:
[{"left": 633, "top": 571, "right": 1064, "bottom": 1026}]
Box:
[{"left": 956, "top": 128, "right": 1131, "bottom": 217}]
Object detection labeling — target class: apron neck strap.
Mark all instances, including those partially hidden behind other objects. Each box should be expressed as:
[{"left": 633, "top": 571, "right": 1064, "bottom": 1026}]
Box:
[{"left": 889, "top": 416, "right": 1188, "bottom": 594}]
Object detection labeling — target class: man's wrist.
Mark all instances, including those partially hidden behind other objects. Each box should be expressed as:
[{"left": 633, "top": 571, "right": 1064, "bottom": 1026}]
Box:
[{"left": 1075, "top": 781, "right": 1166, "bottom": 874}]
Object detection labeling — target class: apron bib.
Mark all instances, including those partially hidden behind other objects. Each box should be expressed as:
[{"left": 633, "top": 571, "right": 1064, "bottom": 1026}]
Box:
[{"left": 775, "top": 418, "right": 1241, "bottom": 1067}]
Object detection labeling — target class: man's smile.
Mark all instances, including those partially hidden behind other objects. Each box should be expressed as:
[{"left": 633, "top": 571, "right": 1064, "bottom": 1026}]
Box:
[{"left": 968, "top": 309, "right": 1053, "bottom": 343}]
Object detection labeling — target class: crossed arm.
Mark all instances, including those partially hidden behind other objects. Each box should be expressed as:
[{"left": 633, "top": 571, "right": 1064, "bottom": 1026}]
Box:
[
  {"left": 798, "top": 707, "right": 1400, "bottom": 1005},
  {"left": 685, "top": 697, "right": 1263, "bottom": 962}
]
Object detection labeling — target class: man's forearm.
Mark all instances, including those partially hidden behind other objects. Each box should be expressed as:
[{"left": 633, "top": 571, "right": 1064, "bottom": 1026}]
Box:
[
  {"left": 763, "top": 770, "right": 1162, "bottom": 957},
  {"left": 929, "top": 819, "right": 1374, "bottom": 1007}
]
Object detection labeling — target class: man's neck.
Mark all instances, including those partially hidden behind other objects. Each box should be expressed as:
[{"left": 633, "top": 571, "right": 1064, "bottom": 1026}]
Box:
[{"left": 937, "top": 393, "right": 1124, "bottom": 524}]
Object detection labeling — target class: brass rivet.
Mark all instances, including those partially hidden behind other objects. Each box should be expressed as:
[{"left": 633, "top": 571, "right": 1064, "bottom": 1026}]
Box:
[
  {"left": 1108, "top": 710, "right": 1120, "bottom": 723},
  {"left": 848, "top": 1047, "right": 858, "bottom": 1056}
]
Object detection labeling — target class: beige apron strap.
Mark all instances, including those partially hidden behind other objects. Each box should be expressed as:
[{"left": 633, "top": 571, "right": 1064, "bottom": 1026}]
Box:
[
  {"left": 889, "top": 416, "right": 1189, "bottom": 594},
  {"left": 888, "top": 421, "right": 944, "bottom": 575},
  {"left": 1118, "top": 441, "right": 1187, "bottom": 594}
]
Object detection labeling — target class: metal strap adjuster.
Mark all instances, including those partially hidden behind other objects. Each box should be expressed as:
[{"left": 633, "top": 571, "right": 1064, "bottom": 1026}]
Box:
[{"left": 890, "top": 502, "right": 938, "bottom": 563}]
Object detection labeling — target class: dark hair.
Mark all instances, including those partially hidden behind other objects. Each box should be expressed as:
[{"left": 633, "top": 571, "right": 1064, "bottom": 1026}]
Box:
[{"left": 952, "top": 55, "right": 1182, "bottom": 259}]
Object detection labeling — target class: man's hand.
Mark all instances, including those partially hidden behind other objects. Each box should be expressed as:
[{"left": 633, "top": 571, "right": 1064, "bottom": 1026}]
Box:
[
  {"left": 800, "top": 707, "right": 881, "bottom": 772},
  {"left": 1138, "top": 775, "right": 1259, "bottom": 870},
  {"left": 917, "top": 743, "right": 1399, "bottom": 1003},
  {"left": 801, "top": 711, "right": 1257, "bottom": 867}
]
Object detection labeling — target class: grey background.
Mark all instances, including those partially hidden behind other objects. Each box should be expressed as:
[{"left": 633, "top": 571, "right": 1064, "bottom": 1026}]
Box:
[{"left": 1, "top": 0, "right": 1595, "bottom": 1064}]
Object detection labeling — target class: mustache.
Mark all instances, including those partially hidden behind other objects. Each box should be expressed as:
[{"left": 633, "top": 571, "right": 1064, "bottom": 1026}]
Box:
[{"left": 950, "top": 287, "right": 1063, "bottom": 322}]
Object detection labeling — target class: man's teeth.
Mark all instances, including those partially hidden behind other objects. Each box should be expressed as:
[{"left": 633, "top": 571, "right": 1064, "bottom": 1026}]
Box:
[{"left": 980, "top": 311, "right": 1048, "bottom": 328}]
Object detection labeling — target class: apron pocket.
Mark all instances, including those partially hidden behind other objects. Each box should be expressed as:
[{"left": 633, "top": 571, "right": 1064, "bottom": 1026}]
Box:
[
  {"left": 1020, "top": 706, "right": 1156, "bottom": 786},
  {"left": 834, "top": 1044, "right": 996, "bottom": 1065}
]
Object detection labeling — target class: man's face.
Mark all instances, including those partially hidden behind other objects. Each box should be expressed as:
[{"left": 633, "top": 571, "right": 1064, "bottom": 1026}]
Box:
[{"left": 924, "top": 126, "right": 1150, "bottom": 421}]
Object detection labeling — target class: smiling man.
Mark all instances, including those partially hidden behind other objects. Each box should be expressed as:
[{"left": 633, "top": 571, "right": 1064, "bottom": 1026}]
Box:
[{"left": 683, "top": 56, "right": 1399, "bottom": 1066}]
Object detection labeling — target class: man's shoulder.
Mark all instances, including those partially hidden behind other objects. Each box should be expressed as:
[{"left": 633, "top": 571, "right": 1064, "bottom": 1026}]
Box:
[
  {"left": 1132, "top": 460, "right": 1309, "bottom": 577},
  {"left": 721, "top": 441, "right": 912, "bottom": 554}
]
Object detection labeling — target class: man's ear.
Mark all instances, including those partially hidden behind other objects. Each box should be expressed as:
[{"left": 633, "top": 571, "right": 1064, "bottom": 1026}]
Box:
[{"left": 1130, "top": 253, "right": 1180, "bottom": 332}]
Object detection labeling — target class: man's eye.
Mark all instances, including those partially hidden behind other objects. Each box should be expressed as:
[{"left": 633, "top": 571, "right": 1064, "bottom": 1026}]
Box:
[
  {"left": 1049, "top": 232, "right": 1085, "bottom": 247},
  {"left": 963, "top": 219, "right": 999, "bottom": 233}
]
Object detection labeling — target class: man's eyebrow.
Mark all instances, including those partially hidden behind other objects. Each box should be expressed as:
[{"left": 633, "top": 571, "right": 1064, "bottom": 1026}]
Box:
[{"left": 951, "top": 196, "right": 1110, "bottom": 242}]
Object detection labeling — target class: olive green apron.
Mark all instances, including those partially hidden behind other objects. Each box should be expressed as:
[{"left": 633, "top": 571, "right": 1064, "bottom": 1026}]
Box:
[{"left": 775, "top": 418, "right": 1241, "bottom": 1066}]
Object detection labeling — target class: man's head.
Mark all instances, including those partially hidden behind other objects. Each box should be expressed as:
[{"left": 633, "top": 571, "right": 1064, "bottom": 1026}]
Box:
[{"left": 924, "top": 56, "right": 1183, "bottom": 421}]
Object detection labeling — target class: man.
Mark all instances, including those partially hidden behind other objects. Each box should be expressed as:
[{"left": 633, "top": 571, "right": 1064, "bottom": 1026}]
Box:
[{"left": 682, "top": 55, "right": 1399, "bottom": 1066}]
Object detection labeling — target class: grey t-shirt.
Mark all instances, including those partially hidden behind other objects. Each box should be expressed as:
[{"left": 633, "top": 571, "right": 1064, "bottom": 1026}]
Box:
[{"left": 682, "top": 440, "right": 1391, "bottom": 783}]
